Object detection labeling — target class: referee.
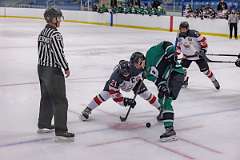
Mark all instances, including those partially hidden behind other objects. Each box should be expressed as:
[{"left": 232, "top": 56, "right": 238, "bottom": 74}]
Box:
[
  {"left": 37, "top": 7, "right": 74, "bottom": 139},
  {"left": 228, "top": 10, "right": 239, "bottom": 39}
]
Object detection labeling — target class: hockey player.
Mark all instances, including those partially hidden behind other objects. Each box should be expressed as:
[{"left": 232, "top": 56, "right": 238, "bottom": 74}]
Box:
[
  {"left": 176, "top": 21, "right": 220, "bottom": 89},
  {"left": 144, "top": 41, "right": 184, "bottom": 142},
  {"left": 80, "top": 52, "right": 161, "bottom": 121},
  {"left": 235, "top": 54, "right": 240, "bottom": 67}
]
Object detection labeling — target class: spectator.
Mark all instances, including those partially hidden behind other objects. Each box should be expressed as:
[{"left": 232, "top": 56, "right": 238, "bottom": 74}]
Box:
[
  {"left": 217, "top": 0, "right": 228, "bottom": 12},
  {"left": 152, "top": 0, "right": 161, "bottom": 9},
  {"left": 183, "top": 4, "right": 193, "bottom": 18},
  {"left": 111, "top": 0, "right": 117, "bottom": 8},
  {"left": 228, "top": 10, "right": 239, "bottom": 39},
  {"left": 92, "top": 3, "right": 98, "bottom": 11},
  {"left": 98, "top": 4, "right": 108, "bottom": 13}
]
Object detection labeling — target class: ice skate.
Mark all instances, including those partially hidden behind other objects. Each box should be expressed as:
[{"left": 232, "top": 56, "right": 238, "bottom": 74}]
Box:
[
  {"left": 55, "top": 131, "right": 75, "bottom": 142},
  {"left": 80, "top": 107, "right": 92, "bottom": 121},
  {"left": 160, "top": 127, "right": 177, "bottom": 142},
  {"left": 212, "top": 79, "right": 220, "bottom": 90},
  {"left": 182, "top": 76, "right": 189, "bottom": 88}
]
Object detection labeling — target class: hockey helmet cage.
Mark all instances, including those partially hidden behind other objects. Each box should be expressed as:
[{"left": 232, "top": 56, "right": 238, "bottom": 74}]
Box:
[{"left": 118, "top": 60, "right": 131, "bottom": 77}]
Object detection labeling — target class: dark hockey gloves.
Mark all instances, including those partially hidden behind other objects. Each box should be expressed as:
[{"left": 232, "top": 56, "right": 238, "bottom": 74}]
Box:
[
  {"left": 123, "top": 98, "right": 136, "bottom": 108},
  {"left": 196, "top": 49, "right": 207, "bottom": 58},
  {"left": 159, "top": 83, "right": 170, "bottom": 97},
  {"left": 156, "top": 81, "right": 170, "bottom": 97},
  {"left": 235, "top": 58, "right": 240, "bottom": 67}
]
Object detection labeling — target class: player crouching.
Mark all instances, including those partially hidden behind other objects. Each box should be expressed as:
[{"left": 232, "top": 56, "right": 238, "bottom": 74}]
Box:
[{"left": 80, "top": 52, "right": 162, "bottom": 121}]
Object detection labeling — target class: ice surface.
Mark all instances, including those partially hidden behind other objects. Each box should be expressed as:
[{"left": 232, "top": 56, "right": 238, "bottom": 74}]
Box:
[{"left": 0, "top": 18, "right": 240, "bottom": 160}]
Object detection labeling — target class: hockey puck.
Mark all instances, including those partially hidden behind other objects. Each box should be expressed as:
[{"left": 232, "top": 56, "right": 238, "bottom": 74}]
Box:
[{"left": 146, "top": 122, "right": 151, "bottom": 128}]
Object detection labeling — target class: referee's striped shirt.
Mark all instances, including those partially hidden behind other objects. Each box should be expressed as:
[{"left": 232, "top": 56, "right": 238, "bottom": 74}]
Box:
[{"left": 38, "top": 24, "right": 69, "bottom": 71}]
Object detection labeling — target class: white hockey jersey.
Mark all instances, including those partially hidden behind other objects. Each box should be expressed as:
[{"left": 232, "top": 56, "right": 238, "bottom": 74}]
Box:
[{"left": 176, "top": 30, "right": 208, "bottom": 60}]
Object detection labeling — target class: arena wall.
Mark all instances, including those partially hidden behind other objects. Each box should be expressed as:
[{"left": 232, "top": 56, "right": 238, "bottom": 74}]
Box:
[{"left": 0, "top": 7, "right": 235, "bottom": 38}]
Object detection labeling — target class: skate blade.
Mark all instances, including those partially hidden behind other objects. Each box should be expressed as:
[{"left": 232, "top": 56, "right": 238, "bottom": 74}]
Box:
[
  {"left": 54, "top": 136, "right": 74, "bottom": 143},
  {"left": 214, "top": 85, "right": 220, "bottom": 90},
  {"left": 80, "top": 115, "right": 89, "bottom": 121},
  {"left": 160, "top": 136, "right": 178, "bottom": 142}
]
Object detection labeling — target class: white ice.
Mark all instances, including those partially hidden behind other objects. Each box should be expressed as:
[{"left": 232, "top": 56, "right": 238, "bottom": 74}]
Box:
[{"left": 0, "top": 18, "right": 240, "bottom": 160}]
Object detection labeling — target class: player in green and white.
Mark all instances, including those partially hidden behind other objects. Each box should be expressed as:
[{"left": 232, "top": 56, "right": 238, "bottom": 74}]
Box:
[{"left": 144, "top": 41, "right": 184, "bottom": 142}]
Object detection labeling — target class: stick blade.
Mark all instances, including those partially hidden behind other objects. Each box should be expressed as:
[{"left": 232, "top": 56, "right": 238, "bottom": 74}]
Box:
[{"left": 120, "top": 116, "right": 126, "bottom": 122}]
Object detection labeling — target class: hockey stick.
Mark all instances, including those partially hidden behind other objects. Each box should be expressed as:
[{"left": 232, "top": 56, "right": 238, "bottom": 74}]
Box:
[
  {"left": 204, "top": 55, "right": 235, "bottom": 63},
  {"left": 177, "top": 55, "right": 235, "bottom": 63},
  {"left": 120, "top": 80, "right": 143, "bottom": 122},
  {"left": 162, "top": 64, "right": 173, "bottom": 102},
  {"left": 206, "top": 53, "right": 239, "bottom": 57}
]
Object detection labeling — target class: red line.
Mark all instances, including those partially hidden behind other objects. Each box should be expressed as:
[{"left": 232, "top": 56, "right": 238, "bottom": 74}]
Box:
[
  {"left": 89, "top": 137, "right": 195, "bottom": 160},
  {"left": 109, "top": 122, "right": 144, "bottom": 130},
  {"left": 88, "top": 137, "right": 139, "bottom": 147},
  {"left": 140, "top": 138, "right": 195, "bottom": 160},
  {"left": 178, "top": 137, "right": 222, "bottom": 154},
  {"left": 68, "top": 106, "right": 220, "bottom": 158}
]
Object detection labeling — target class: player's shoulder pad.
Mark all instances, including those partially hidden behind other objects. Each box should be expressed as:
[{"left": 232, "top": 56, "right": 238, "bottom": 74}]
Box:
[
  {"left": 146, "top": 44, "right": 158, "bottom": 55},
  {"left": 110, "top": 68, "right": 124, "bottom": 83},
  {"left": 188, "top": 29, "right": 200, "bottom": 38},
  {"left": 178, "top": 32, "right": 188, "bottom": 38}
]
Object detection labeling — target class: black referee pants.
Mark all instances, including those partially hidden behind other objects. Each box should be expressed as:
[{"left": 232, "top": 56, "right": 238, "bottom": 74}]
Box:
[
  {"left": 38, "top": 65, "right": 68, "bottom": 133},
  {"left": 229, "top": 23, "right": 238, "bottom": 39}
]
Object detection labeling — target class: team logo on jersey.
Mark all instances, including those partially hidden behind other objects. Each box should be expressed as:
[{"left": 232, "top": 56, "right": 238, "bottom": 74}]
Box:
[
  {"left": 183, "top": 44, "right": 190, "bottom": 48},
  {"left": 188, "top": 37, "right": 192, "bottom": 41},
  {"left": 178, "top": 38, "right": 183, "bottom": 42}
]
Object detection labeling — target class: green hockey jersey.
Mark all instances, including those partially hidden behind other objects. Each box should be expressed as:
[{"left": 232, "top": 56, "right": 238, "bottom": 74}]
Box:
[{"left": 145, "top": 42, "right": 184, "bottom": 83}]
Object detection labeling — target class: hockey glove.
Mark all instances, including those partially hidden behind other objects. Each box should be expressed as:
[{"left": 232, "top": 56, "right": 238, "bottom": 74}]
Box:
[
  {"left": 123, "top": 98, "right": 136, "bottom": 108},
  {"left": 235, "top": 58, "right": 240, "bottom": 67},
  {"left": 196, "top": 49, "right": 207, "bottom": 58},
  {"left": 156, "top": 81, "right": 170, "bottom": 97}
]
